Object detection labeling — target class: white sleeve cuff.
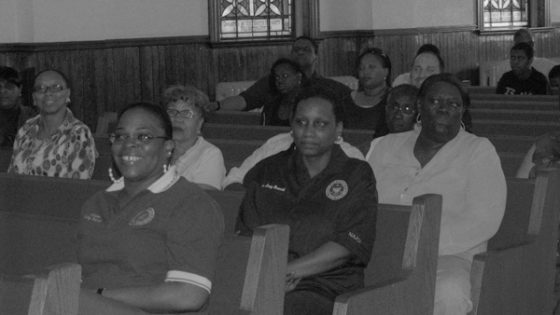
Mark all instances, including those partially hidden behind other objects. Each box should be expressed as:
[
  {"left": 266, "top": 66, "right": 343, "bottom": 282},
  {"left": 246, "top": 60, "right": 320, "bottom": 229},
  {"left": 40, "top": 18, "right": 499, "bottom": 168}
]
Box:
[{"left": 165, "top": 270, "right": 212, "bottom": 293}]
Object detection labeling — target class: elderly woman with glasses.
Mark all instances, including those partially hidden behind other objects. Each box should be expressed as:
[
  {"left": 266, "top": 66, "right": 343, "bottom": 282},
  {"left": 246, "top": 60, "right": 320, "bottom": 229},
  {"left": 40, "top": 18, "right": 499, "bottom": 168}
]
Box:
[
  {"left": 368, "top": 73, "right": 506, "bottom": 315},
  {"left": 164, "top": 84, "right": 225, "bottom": 190},
  {"left": 78, "top": 102, "right": 223, "bottom": 313},
  {"left": 8, "top": 69, "right": 96, "bottom": 179}
]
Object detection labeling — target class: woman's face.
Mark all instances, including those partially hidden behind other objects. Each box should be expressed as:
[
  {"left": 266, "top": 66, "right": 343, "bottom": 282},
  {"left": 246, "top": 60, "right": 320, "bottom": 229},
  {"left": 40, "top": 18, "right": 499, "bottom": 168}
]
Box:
[
  {"left": 0, "top": 80, "right": 21, "bottom": 110},
  {"left": 166, "top": 99, "right": 203, "bottom": 143},
  {"left": 358, "top": 53, "right": 388, "bottom": 89},
  {"left": 291, "top": 96, "right": 342, "bottom": 159},
  {"left": 419, "top": 81, "right": 464, "bottom": 143},
  {"left": 385, "top": 94, "right": 417, "bottom": 133},
  {"left": 111, "top": 108, "right": 174, "bottom": 184},
  {"left": 273, "top": 63, "right": 302, "bottom": 94},
  {"left": 33, "top": 71, "right": 71, "bottom": 116},
  {"left": 411, "top": 53, "right": 441, "bottom": 88}
]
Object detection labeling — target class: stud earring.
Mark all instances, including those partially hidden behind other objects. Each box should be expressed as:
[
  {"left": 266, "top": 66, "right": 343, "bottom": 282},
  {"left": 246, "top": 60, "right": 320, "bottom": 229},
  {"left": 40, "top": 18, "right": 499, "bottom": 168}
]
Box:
[
  {"left": 163, "top": 164, "right": 169, "bottom": 173},
  {"left": 335, "top": 135, "right": 343, "bottom": 144}
]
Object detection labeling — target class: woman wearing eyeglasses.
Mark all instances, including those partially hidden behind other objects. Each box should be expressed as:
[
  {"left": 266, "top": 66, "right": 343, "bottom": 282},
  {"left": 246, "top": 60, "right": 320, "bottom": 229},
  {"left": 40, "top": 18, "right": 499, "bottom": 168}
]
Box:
[
  {"left": 78, "top": 102, "right": 224, "bottom": 313},
  {"left": 8, "top": 69, "right": 96, "bottom": 179},
  {"left": 164, "top": 84, "right": 225, "bottom": 190},
  {"left": 368, "top": 74, "right": 506, "bottom": 315},
  {"left": 344, "top": 48, "right": 391, "bottom": 135}
]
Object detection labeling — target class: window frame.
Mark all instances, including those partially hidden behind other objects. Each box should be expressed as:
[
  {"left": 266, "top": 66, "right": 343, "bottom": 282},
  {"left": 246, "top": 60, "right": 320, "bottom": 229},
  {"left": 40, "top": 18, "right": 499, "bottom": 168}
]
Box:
[
  {"left": 208, "top": 0, "right": 319, "bottom": 46},
  {"left": 475, "top": 0, "right": 550, "bottom": 33}
]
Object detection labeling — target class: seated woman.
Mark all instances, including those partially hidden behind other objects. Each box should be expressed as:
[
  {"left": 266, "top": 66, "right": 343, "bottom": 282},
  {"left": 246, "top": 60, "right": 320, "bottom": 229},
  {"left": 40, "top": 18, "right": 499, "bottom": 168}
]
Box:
[
  {"left": 368, "top": 73, "right": 506, "bottom": 315},
  {"left": 8, "top": 69, "right": 96, "bottom": 179},
  {"left": 163, "top": 84, "right": 225, "bottom": 190},
  {"left": 0, "top": 66, "right": 35, "bottom": 147},
  {"left": 344, "top": 48, "right": 390, "bottom": 134},
  {"left": 78, "top": 102, "right": 224, "bottom": 313},
  {"left": 236, "top": 87, "right": 377, "bottom": 315},
  {"left": 262, "top": 58, "right": 304, "bottom": 126}
]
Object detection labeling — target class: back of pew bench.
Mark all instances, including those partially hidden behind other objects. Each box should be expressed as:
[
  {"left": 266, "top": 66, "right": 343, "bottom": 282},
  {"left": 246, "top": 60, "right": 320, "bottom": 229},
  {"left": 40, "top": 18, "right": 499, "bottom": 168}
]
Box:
[
  {"left": 0, "top": 263, "right": 81, "bottom": 315},
  {"left": 333, "top": 194, "right": 442, "bottom": 315},
  {"left": 469, "top": 168, "right": 560, "bottom": 315}
]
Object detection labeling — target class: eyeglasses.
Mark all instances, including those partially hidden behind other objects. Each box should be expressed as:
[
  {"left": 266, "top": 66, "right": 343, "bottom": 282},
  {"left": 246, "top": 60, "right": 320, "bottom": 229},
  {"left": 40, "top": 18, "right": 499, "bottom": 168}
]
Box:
[
  {"left": 33, "top": 84, "right": 66, "bottom": 94},
  {"left": 387, "top": 103, "right": 416, "bottom": 115},
  {"left": 427, "top": 97, "right": 463, "bottom": 111},
  {"left": 167, "top": 109, "right": 197, "bottom": 119},
  {"left": 109, "top": 133, "right": 168, "bottom": 145}
]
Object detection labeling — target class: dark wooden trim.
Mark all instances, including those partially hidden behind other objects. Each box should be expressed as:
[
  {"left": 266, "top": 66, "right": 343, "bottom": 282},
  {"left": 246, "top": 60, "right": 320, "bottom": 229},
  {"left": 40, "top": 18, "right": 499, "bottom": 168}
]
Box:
[
  {"left": 0, "top": 36, "right": 209, "bottom": 52},
  {"left": 476, "top": 26, "right": 557, "bottom": 36},
  {"left": 320, "top": 30, "right": 376, "bottom": 39},
  {"left": 208, "top": 38, "right": 294, "bottom": 49},
  {"left": 370, "top": 25, "right": 477, "bottom": 36},
  {"left": 208, "top": 0, "right": 220, "bottom": 43}
]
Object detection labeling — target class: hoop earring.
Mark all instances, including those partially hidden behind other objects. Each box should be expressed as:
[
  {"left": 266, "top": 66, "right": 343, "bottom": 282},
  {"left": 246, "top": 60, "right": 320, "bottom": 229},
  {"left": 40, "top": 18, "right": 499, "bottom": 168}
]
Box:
[
  {"left": 108, "top": 167, "right": 122, "bottom": 184},
  {"left": 416, "top": 114, "right": 421, "bottom": 126},
  {"left": 460, "top": 121, "right": 466, "bottom": 130}
]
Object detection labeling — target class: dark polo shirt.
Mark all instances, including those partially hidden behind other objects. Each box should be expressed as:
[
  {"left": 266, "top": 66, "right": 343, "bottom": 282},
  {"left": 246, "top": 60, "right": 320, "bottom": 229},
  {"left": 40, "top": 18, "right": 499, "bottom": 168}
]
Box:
[{"left": 236, "top": 145, "right": 377, "bottom": 300}]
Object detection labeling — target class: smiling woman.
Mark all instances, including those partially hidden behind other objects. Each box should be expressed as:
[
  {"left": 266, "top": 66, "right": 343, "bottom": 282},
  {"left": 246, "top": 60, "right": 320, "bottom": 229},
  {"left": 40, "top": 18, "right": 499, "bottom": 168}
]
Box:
[
  {"left": 78, "top": 102, "right": 224, "bottom": 313},
  {"left": 7, "top": 69, "right": 96, "bottom": 179}
]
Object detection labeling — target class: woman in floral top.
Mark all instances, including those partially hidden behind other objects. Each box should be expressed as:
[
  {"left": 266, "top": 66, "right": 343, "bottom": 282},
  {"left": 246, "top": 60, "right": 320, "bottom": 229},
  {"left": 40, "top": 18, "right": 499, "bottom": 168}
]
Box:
[{"left": 8, "top": 69, "right": 96, "bottom": 179}]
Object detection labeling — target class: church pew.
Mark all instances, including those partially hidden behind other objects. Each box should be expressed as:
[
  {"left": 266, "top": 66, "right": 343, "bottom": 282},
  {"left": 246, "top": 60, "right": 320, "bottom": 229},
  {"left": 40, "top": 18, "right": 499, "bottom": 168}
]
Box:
[
  {"left": 0, "top": 263, "right": 81, "bottom": 315},
  {"left": 333, "top": 194, "right": 442, "bottom": 315},
  {"left": 206, "top": 111, "right": 262, "bottom": 125},
  {"left": 469, "top": 168, "right": 560, "bottom": 315}
]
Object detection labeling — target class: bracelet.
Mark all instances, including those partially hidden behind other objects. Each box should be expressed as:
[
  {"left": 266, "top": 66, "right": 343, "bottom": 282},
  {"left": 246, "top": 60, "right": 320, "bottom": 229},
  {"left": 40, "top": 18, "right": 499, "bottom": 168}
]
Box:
[{"left": 96, "top": 287, "right": 105, "bottom": 296}]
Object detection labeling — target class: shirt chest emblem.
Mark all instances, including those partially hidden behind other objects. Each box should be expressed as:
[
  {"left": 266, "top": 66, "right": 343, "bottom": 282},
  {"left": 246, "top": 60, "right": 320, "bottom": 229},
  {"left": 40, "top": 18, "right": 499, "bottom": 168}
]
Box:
[
  {"left": 326, "top": 180, "right": 348, "bottom": 201},
  {"left": 261, "top": 183, "right": 286, "bottom": 192},
  {"left": 129, "top": 208, "right": 155, "bottom": 226}
]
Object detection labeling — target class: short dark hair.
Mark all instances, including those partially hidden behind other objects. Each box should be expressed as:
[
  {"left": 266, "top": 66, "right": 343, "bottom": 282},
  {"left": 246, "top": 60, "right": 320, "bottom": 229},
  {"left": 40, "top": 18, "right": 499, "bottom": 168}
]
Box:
[
  {"left": 387, "top": 84, "right": 419, "bottom": 105},
  {"left": 357, "top": 48, "right": 392, "bottom": 86},
  {"left": 548, "top": 65, "right": 560, "bottom": 80},
  {"left": 269, "top": 58, "right": 304, "bottom": 92},
  {"left": 0, "top": 66, "right": 21, "bottom": 87},
  {"left": 415, "top": 44, "right": 445, "bottom": 70},
  {"left": 511, "top": 42, "right": 534, "bottom": 60},
  {"left": 117, "top": 102, "right": 173, "bottom": 140},
  {"left": 293, "top": 36, "right": 318, "bottom": 54},
  {"left": 33, "top": 69, "right": 72, "bottom": 91},
  {"left": 418, "top": 73, "right": 470, "bottom": 108},
  {"left": 292, "top": 85, "right": 345, "bottom": 123}
]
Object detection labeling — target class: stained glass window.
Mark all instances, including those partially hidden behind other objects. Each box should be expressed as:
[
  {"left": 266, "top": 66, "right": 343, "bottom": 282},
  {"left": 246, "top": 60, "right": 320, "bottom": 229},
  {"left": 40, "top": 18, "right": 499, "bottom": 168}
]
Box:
[
  {"left": 219, "top": 0, "right": 293, "bottom": 40},
  {"left": 482, "top": 0, "right": 529, "bottom": 29}
]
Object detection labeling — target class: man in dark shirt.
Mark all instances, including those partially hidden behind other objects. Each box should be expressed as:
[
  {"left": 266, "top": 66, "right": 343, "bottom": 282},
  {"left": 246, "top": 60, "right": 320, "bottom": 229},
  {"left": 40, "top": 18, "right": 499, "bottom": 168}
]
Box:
[
  {"left": 214, "top": 36, "right": 353, "bottom": 112},
  {"left": 496, "top": 42, "right": 549, "bottom": 95},
  {"left": 0, "top": 66, "right": 35, "bottom": 147}
]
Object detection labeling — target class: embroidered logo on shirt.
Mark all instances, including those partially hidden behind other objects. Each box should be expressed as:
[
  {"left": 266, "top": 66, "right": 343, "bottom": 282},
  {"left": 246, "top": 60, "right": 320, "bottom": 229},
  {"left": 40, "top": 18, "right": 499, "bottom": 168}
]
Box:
[
  {"left": 83, "top": 213, "right": 103, "bottom": 223},
  {"left": 325, "top": 179, "right": 348, "bottom": 200},
  {"left": 129, "top": 208, "right": 155, "bottom": 226},
  {"left": 261, "top": 183, "right": 286, "bottom": 192},
  {"left": 348, "top": 232, "right": 362, "bottom": 244}
]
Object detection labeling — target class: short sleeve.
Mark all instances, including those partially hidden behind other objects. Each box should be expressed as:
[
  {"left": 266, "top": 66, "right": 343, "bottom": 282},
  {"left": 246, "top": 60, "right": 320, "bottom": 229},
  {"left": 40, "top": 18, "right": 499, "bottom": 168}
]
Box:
[
  {"left": 331, "top": 162, "right": 378, "bottom": 265},
  {"left": 165, "top": 192, "right": 224, "bottom": 292}
]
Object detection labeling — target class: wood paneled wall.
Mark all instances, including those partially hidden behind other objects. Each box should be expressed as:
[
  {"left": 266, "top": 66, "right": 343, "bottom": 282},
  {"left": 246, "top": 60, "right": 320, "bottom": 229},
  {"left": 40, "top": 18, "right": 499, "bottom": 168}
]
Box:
[{"left": 0, "top": 26, "right": 559, "bottom": 131}]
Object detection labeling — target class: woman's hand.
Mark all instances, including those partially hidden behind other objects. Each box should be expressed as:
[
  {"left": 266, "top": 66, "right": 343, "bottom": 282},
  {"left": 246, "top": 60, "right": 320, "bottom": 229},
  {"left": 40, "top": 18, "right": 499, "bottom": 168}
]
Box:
[{"left": 285, "top": 272, "right": 302, "bottom": 292}]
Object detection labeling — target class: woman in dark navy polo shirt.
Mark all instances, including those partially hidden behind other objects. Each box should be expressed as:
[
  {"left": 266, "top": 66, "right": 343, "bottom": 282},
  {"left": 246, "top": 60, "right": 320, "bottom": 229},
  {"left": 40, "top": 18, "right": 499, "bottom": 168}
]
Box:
[
  {"left": 78, "top": 102, "right": 224, "bottom": 313},
  {"left": 236, "top": 87, "right": 378, "bottom": 315}
]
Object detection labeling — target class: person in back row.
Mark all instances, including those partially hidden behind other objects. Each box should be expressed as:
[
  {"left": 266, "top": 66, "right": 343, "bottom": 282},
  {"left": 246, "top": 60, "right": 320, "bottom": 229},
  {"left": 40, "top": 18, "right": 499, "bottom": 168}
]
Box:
[
  {"left": 222, "top": 84, "right": 420, "bottom": 189},
  {"left": 369, "top": 73, "right": 506, "bottom": 315},
  {"left": 236, "top": 86, "right": 377, "bottom": 315},
  {"left": 496, "top": 42, "right": 549, "bottom": 95},
  {"left": 211, "top": 36, "right": 353, "bottom": 115},
  {"left": 549, "top": 65, "right": 560, "bottom": 95},
  {"left": 0, "top": 66, "right": 35, "bottom": 147},
  {"left": 8, "top": 69, "right": 96, "bottom": 179},
  {"left": 393, "top": 44, "right": 444, "bottom": 88},
  {"left": 344, "top": 48, "right": 391, "bottom": 134}
]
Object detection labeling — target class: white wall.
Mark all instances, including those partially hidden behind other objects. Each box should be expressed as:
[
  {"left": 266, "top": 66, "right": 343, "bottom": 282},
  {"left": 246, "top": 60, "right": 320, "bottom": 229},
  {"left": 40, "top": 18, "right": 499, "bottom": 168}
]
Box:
[
  {"left": 320, "top": 0, "right": 373, "bottom": 31},
  {"left": 552, "top": 0, "right": 560, "bottom": 24},
  {"left": 0, "top": 0, "right": 34, "bottom": 42}
]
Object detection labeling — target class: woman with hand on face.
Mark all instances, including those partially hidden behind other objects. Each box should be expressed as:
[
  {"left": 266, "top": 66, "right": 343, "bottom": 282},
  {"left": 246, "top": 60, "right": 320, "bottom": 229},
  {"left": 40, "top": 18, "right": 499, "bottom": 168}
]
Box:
[
  {"left": 8, "top": 69, "right": 96, "bottom": 179},
  {"left": 236, "top": 87, "right": 377, "bottom": 315},
  {"left": 262, "top": 58, "right": 304, "bottom": 126},
  {"left": 164, "top": 85, "right": 226, "bottom": 190},
  {"left": 78, "top": 102, "right": 224, "bottom": 314},
  {"left": 345, "top": 48, "right": 391, "bottom": 134},
  {"left": 368, "top": 74, "right": 506, "bottom": 315}
]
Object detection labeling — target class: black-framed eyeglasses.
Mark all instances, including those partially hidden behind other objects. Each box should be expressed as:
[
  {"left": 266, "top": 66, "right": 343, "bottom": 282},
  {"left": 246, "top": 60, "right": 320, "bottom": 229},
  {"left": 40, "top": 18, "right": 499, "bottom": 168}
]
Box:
[
  {"left": 109, "top": 133, "right": 168, "bottom": 145},
  {"left": 33, "top": 84, "right": 66, "bottom": 94},
  {"left": 387, "top": 103, "right": 416, "bottom": 115},
  {"left": 166, "top": 109, "right": 197, "bottom": 119}
]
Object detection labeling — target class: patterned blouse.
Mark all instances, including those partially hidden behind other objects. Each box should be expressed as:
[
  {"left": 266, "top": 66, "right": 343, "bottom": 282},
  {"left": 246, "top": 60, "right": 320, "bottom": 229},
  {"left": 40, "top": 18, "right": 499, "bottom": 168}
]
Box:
[{"left": 8, "top": 108, "right": 97, "bottom": 179}]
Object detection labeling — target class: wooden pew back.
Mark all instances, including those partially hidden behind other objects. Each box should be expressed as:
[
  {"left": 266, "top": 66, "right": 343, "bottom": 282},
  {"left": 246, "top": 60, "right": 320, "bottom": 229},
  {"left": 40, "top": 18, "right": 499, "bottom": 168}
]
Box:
[
  {"left": 0, "top": 263, "right": 81, "bottom": 315},
  {"left": 470, "top": 168, "right": 560, "bottom": 315},
  {"left": 333, "top": 194, "right": 442, "bottom": 315}
]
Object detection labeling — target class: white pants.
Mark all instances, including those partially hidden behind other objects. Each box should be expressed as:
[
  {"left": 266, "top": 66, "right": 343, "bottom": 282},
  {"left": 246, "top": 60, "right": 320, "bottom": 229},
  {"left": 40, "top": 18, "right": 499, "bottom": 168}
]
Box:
[{"left": 434, "top": 255, "right": 474, "bottom": 315}]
